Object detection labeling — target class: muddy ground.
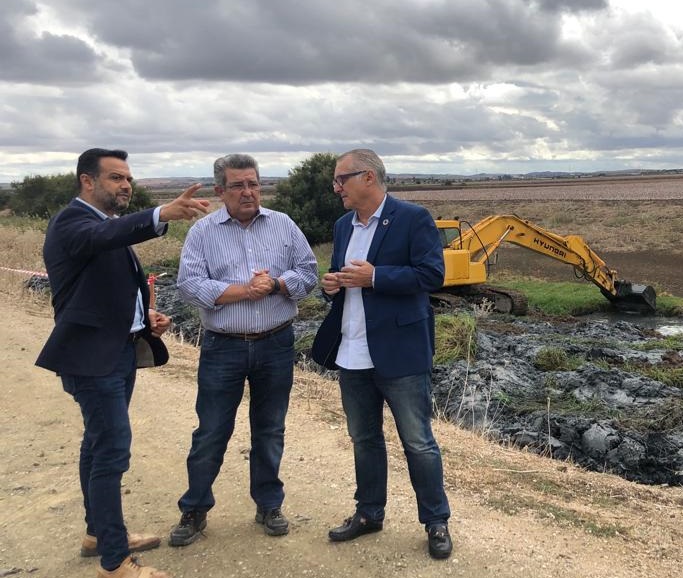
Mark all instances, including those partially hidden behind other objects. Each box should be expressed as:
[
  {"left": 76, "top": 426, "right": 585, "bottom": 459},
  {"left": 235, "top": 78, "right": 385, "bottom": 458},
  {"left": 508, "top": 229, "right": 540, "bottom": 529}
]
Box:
[{"left": 429, "top": 316, "right": 683, "bottom": 486}]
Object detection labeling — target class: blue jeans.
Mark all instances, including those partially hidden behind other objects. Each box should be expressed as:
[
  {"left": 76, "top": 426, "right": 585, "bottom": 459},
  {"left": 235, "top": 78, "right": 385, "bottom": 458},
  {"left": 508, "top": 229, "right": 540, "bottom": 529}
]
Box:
[
  {"left": 339, "top": 369, "right": 450, "bottom": 527},
  {"left": 61, "top": 341, "right": 136, "bottom": 571},
  {"left": 178, "top": 326, "right": 295, "bottom": 513}
]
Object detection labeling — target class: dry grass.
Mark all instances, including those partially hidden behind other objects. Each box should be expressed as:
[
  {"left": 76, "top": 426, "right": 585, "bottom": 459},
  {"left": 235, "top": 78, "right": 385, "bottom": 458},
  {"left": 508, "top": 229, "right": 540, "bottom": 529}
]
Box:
[
  {"left": 0, "top": 225, "right": 46, "bottom": 271},
  {"left": 134, "top": 234, "right": 184, "bottom": 268},
  {"left": 0, "top": 225, "right": 51, "bottom": 310}
]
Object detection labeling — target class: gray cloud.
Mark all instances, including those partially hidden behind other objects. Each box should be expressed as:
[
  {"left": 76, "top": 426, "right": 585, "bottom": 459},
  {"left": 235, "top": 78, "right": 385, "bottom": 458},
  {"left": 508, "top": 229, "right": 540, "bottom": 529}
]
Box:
[
  {"left": 0, "top": 0, "right": 105, "bottom": 83},
  {"left": 44, "top": 0, "right": 605, "bottom": 83},
  {"left": 1, "top": 0, "right": 683, "bottom": 179}
]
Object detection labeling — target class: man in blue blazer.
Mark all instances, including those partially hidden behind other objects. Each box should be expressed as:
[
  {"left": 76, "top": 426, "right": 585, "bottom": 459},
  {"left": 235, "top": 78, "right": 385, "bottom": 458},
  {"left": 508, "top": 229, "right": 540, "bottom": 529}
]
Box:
[
  {"left": 36, "top": 148, "right": 208, "bottom": 578},
  {"left": 311, "top": 149, "right": 452, "bottom": 559}
]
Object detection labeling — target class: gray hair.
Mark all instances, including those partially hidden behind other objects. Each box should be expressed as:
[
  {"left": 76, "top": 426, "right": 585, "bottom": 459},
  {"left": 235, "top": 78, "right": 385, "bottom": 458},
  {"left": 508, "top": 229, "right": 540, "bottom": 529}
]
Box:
[
  {"left": 337, "top": 149, "right": 387, "bottom": 191},
  {"left": 213, "top": 154, "right": 260, "bottom": 188}
]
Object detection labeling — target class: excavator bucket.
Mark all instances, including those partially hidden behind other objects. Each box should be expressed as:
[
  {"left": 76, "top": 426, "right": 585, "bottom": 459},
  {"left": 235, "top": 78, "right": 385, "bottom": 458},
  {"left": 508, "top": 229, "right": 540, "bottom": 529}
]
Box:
[{"left": 602, "top": 281, "right": 657, "bottom": 314}]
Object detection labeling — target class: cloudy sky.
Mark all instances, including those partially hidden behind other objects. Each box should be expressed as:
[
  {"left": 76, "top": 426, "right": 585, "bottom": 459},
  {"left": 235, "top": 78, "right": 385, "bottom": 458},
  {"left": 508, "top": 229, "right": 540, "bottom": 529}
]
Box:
[{"left": 2, "top": 0, "right": 683, "bottom": 180}]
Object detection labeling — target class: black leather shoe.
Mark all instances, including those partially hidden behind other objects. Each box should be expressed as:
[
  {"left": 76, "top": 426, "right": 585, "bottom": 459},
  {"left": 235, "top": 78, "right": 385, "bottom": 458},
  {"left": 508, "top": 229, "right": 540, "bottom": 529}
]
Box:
[
  {"left": 427, "top": 523, "right": 452, "bottom": 559},
  {"left": 329, "top": 513, "right": 383, "bottom": 542},
  {"left": 255, "top": 506, "right": 289, "bottom": 536}
]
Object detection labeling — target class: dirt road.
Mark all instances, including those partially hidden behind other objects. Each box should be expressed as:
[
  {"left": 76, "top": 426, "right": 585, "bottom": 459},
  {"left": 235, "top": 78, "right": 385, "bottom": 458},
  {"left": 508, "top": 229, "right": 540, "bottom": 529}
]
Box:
[{"left": 2, "top": 297, "right": 682, "bottom": 578}]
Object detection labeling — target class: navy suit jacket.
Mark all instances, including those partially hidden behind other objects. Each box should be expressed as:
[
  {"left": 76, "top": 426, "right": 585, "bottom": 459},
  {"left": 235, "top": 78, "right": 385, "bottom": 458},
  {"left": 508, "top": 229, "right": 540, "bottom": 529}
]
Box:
[
  {"left": 311, "top": 195, "right": 444, "bottom": 378},
  {"left": 36, "top": 199, "right": 169, "bottom": 377}
]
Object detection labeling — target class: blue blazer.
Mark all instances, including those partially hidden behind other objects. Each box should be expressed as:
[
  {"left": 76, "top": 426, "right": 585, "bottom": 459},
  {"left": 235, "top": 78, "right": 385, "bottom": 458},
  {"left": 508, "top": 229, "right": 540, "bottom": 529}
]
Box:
[
  {"left": 311, "top": 195, "right": 444, "bottom": 378},
  {"left": 36, "top": 199, "right": 169, "bottom": 377}
]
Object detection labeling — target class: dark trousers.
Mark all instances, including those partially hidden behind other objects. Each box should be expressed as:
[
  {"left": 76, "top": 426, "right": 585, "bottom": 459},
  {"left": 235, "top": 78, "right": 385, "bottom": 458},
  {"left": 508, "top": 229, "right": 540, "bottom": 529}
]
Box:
[
  {"left": 61, "top": 341, "right": 136, "bottom": 571},
  {"left": 339, "top": 369, "right": 451, "bottom": 527},
  {"left": 178, "top": 326, "right": 295, "bottom": 513}
]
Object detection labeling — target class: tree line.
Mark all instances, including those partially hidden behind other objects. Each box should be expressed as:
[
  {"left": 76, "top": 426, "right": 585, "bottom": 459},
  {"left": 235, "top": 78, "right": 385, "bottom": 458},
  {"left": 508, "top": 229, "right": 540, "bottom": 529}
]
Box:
[{"left": 1, "top": 153, "right": 344, "bottom": 245}]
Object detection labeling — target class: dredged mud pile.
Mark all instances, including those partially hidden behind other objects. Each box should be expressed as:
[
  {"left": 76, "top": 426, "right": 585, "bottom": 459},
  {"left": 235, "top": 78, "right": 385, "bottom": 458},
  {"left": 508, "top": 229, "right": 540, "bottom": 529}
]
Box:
[{"left": 430, "top": 317, "right": 683, "bottom": 485}]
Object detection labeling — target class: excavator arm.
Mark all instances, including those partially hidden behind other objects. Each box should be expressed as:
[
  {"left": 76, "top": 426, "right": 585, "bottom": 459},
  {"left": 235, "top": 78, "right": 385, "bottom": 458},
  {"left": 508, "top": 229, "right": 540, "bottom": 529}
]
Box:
[{"left": 436, "top": 215, "right": 656, "bottom": 314}]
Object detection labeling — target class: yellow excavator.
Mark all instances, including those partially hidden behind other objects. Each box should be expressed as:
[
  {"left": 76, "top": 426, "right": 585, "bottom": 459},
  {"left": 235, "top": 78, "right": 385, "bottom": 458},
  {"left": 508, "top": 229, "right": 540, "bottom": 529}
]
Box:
[{"left": 432, "top": 215, "right": 656, "bottom": 315}]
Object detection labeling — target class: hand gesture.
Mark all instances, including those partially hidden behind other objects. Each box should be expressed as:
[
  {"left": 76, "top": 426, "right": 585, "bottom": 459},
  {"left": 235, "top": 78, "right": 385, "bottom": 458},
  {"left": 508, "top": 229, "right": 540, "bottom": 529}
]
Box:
[
  {"left": 246, "top": 269, "right": 273, "bottom": 300},
  {"left": 338, "top": 260, "right": 374, "bottom": 288},
  {"left": 321, "top": 272, "right": 342, "bottom": 295},
  {"left": 159, "top": 184, "right": 211, "bottom": 222},
  {"left": 148, "top": 309, "right": 172, "bottom": 337}
]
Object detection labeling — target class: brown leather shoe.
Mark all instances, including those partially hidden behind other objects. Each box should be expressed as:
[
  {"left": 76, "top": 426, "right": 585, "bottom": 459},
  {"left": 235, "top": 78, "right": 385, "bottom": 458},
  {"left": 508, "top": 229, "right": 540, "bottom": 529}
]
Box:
[
  {"left": 81, "top": 533, "right": 161, "bottom": 558},
  {"left": 96, "top": 555, "right": 171, "bottom": 578}
]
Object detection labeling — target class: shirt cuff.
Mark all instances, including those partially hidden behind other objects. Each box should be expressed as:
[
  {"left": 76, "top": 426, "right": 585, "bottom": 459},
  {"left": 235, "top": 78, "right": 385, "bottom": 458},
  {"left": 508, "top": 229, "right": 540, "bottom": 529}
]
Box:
[{"left": 153, "top": 207, "right": 167, "bottom": 235}]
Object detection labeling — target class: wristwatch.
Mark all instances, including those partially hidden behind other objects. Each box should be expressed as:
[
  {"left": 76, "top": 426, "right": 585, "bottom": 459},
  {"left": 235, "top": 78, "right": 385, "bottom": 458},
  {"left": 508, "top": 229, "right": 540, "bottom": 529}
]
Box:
[{"left": 269, "top": 277, "right": 280, "bottom": 295}]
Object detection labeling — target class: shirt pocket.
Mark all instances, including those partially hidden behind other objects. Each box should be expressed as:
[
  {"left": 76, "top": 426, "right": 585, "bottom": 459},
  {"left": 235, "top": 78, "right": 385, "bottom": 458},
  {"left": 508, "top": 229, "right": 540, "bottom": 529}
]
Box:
[{"left": 261, "top": 245, "right": 291, "bottom": 277}]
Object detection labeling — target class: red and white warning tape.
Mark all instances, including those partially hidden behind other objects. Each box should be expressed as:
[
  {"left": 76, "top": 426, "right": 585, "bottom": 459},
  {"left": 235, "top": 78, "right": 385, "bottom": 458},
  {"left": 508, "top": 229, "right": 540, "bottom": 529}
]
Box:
[
  {"left": 0, "top": 266, "right": 49, "bottom": 277},
  {"left": 1, "top": 267, "right": 167, "bottom": 286}
]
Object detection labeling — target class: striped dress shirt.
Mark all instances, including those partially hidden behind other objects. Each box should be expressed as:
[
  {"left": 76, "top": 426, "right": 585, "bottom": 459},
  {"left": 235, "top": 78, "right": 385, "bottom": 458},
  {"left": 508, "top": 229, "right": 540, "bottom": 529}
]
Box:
[{"left": 177, "top": 205, "right": 318, "bottom": 334}]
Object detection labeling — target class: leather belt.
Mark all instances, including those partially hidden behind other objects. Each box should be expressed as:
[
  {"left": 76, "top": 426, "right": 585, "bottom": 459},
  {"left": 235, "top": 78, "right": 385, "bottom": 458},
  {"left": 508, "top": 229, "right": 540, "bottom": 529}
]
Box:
[{"left": 217, "top": 319, "right": 293, "bottom": 342}]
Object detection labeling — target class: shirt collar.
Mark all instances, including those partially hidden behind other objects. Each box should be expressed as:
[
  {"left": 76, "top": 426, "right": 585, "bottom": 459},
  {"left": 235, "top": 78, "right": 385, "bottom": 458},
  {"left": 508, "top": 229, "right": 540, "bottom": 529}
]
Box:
[
  {"left": 75, "top": 196, "right": 112, "bottom": 220},
  {"left": 215, "top": 204, "right": 271, "bottom": 225},
  {"left": 352, "top": 194, "right": 387, "bottom": 226}
]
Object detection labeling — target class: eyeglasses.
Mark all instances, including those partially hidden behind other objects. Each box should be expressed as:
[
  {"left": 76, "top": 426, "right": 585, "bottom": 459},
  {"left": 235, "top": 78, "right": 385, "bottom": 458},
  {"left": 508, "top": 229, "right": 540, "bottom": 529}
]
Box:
[
  {"left": 225, "top": 180, "right": 260, "bottom": 192},
  {"left": 332, "top": 170, "right": 367, "bottom": 188}
]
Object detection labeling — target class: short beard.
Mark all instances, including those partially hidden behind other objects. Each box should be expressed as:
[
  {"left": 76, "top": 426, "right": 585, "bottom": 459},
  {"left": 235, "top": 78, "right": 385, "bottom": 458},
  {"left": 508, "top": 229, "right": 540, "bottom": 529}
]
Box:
[{"left": 94, "top": 184, "right": 130, "bottom": 216}]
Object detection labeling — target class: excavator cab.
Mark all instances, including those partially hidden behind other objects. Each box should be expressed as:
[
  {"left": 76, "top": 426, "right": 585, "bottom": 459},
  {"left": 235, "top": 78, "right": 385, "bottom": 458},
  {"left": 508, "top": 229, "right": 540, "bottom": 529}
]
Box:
[{"left": 436, "top": 219, "right": 461, "bottom": 249}]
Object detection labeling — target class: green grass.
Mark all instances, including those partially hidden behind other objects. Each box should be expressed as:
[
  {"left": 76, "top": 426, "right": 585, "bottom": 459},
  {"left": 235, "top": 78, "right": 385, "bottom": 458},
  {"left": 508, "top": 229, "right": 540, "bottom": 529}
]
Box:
[
  {"left": 485, "top": 495, "right": 628, "bottom": 538},
  {"left": 655, "top": 294, "right": 683, "bottom": 316},
  {"left": 499, "top": 381, "right": 618, "bottom": 418},
  {"left": 313, "top": 243, "right": 333, "bottom": 277},
  {"left": 164, "top": 220, "right": 193, "bottom": 242},
  {"left": 294, "top": 331, "right": 315, "bottom": 355},
  {"left": 622, "top": 363, "right": 683, "bottom": 389},
  {"left": 617, "top": 398, "right": 683, "bottom": 432},
  {"left": 297, "top": 294, "right": 329, "bottom": 320},
  {"left": 494, "top": 277, "right": 612, "bottom": 316},
  {"left": 434, "top": 313, "right": 477, "bottom": 364},
  {"left": 635, "top": 335, "right": 683, "bottom": 352},
  {"left": 495, "top": 275, "right": 683, "bottom": 317},
  {"left": 533, "top": 347, "right": 582, "bottom": 371}
]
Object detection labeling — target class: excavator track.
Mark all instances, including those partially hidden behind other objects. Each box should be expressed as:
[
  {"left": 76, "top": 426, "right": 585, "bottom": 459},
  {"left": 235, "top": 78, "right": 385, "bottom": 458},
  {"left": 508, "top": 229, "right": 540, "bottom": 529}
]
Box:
[{"left": 431, "top": 285, "right": 528, "bottom": 315}]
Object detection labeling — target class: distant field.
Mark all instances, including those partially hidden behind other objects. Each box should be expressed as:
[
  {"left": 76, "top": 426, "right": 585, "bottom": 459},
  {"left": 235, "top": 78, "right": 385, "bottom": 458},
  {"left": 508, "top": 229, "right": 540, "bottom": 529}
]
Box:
[
  {"left": 391, "top": 174, "right": 683, "bottom": 201},
  {"left": 148, "top": 174, "right": 683, "bottom": 202},
  {"left": 146, "top": 175, "right": 683, "bottom": 295}
]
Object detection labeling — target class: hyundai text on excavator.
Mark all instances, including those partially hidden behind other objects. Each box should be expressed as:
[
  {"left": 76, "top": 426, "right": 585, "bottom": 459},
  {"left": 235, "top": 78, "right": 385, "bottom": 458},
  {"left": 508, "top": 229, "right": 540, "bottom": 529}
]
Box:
[{"left": 432, "top": 215, "right": 656, "bottom": 315}]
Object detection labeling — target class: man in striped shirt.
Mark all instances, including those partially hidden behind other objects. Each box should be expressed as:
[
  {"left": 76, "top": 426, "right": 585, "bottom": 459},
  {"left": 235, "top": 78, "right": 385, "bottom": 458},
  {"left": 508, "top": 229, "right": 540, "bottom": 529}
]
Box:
[{"left": 169, "top": 154, "right": 318, "bottom": 547}]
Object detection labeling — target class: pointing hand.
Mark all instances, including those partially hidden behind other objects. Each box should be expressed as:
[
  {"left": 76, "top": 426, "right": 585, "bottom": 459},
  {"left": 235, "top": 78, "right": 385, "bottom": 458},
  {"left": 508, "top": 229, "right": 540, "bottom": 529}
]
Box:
[{"left": 159, "top": 184, "right": 211, "bottom": 222}]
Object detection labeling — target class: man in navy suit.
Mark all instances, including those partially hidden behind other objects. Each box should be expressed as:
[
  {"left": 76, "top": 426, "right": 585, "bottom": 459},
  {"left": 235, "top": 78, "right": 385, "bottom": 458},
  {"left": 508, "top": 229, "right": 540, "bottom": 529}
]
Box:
[
  {"left": 312, "top": 149, "right": 452, "bottom": 559},
  {"left": 36, "top": 148, "right": 208, "bottom": 578}
]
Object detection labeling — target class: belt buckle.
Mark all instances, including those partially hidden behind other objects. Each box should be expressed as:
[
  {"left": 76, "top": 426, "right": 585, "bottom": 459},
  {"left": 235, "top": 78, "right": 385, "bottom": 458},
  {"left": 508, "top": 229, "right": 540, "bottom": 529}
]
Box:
[{"left": 226, "top": 320, "right": 292, "bottom": 342}]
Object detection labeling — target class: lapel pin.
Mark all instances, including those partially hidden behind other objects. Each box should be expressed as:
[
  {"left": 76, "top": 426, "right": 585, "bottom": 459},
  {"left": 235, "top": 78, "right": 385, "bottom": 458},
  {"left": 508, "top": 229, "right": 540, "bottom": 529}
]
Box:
[{"left": 382, "top": 219, "right": 389, "bottom": 226}]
